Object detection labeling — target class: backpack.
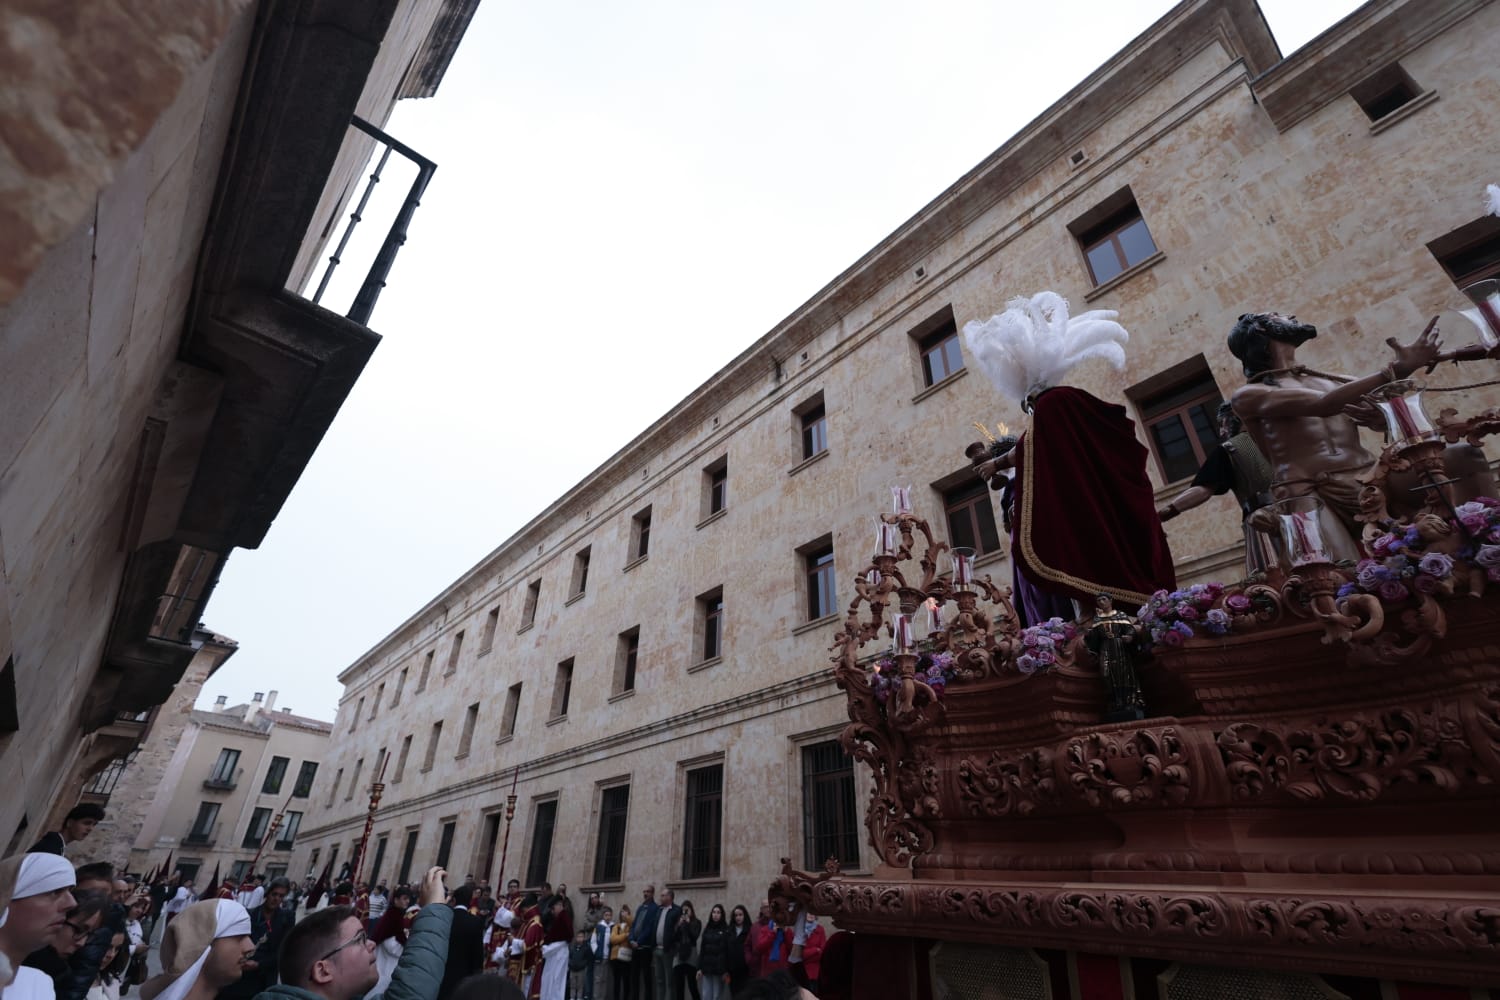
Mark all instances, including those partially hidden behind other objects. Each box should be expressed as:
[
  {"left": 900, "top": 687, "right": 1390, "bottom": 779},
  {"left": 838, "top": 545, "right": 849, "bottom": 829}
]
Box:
[{"left": 569, "top": 940, "right": 590, "bottom": 971}]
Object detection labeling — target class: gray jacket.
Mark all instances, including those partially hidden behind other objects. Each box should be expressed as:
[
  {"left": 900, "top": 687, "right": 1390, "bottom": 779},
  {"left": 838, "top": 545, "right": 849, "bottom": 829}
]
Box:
[{"left": 253, "top": 902, "right": 453, "bottom": 1000}]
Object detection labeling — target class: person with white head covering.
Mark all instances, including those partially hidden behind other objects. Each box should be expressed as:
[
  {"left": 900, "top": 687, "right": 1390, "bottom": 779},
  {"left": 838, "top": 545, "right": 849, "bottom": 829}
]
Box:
[
  {"left": 0, "top": 853, "right": 79, "bottom": 1000},
  {"left": 138, "top": 900, "right": 252, "bottom": 1000}
]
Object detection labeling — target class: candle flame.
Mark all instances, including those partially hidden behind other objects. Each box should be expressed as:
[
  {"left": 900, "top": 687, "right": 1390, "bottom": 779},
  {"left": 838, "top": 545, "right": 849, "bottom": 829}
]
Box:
[{"left": 996, "top": 421, "right": 1010, "bottom": 436}]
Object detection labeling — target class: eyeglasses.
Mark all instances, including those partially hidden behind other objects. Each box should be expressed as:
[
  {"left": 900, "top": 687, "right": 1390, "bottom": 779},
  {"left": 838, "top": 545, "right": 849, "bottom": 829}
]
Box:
[
  {"left": 64, "top": 921, "right": 91, "bottom": 942},
  {"left": 317, "top": 929, "right": 368, "bottom": 963}
]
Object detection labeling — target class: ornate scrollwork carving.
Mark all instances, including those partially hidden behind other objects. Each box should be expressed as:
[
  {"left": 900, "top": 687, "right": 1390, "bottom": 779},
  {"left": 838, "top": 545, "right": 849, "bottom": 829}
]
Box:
[
  {"left": 1217, "top": 698, "right": 1498, "bottom": 803},
  {"left": 1063, "top": 727, "right": 1191, "bottom": 807},
  {"left": 955, "top": 748, "right": 1060, "bottom": 818}
]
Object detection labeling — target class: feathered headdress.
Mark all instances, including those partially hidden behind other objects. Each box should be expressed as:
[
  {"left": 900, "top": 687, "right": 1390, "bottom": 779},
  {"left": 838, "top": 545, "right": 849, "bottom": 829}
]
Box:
[
  {"left": 962, "top": 291, "right": 1129, "bottom": 406},
  {"left": 1486, "top": 184, "right": 1500, "bottom": 218}
]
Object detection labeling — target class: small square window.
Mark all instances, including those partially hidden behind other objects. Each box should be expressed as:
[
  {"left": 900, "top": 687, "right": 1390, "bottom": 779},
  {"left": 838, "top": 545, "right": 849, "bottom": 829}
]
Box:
[
  {"left": 1350, "top": 63, "right": 1422, "bottom": 122},
  {"left": 1127, "top": 356, "right": 1224, "bottom": 483},
  {"left": 1070, "top": 187, "right": 1159, "bottom": 286}
]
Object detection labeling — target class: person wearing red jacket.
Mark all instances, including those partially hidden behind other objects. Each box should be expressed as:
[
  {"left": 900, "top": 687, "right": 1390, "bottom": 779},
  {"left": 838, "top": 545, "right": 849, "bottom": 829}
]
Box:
[
  {"left": 786, "top": 910, "right": 825, "bottom": 991},
  {"left": 747, "top": 902, "right": 789, "bottom": 980}
]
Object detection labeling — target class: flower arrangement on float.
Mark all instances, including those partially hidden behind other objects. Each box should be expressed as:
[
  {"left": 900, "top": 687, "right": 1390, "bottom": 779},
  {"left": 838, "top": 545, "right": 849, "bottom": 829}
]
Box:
[
  {"left": 1013, "top": 617, "right": 1078, "bottom": 674},
  {"left": 1336, "top": 497, "right": 1500, "bottom": 603},
  {"left": 870, "top": 649, "right": 956, "bottom": 704}
]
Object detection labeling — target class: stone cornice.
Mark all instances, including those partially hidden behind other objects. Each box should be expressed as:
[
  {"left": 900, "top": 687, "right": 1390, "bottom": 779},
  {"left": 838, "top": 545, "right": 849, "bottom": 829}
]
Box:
[{"left": 1250, "top": 0, "right": 1490, "bottom": 131}]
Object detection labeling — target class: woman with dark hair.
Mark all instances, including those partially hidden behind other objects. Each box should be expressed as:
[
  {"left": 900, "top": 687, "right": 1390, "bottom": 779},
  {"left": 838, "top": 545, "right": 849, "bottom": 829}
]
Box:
[
  {"left": 672, "top": 902, "right": 701, "bottom": 1000},
  {"left": 694, "top": 905, "right": 730, "bottom": 1000},
  {"left": 83, "top": 929, "right": 127, "bottom": 1000},
  {"left": 724, "top": 905, "right": 752, "bottom": 996}
]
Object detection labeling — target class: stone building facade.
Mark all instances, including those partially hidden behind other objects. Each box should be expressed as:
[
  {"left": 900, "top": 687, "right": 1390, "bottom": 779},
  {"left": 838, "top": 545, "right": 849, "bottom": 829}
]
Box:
[
  {"left": 0, "top": 0, "right": 481, "bottom": 846},
  {"left": 103, "top": 690, "right": 333, "bottom": 884},
  {"left": 295, "top": 0, "right": 1500, "bottom": 917}
]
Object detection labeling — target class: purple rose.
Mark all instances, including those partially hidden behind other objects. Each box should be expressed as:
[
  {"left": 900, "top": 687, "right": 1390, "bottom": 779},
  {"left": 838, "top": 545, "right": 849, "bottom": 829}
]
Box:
[
  {"left": 1225, "top": 593, "right": 1252, "bottom": 613},
  {"left": 1377, "top": 580, "right": 1409, "bottom": 603},
  {"left": 1016, "top": 653, "right": 1039, "bottom": 674},
  {"left": 1161, "top": 630, "right": 1185, "bottom": 647},
  {"left": 1035, "top": 649, "right": 1056, "bottom": 666},
  {"left": 1475, "top": 545, "right": 1500, "bottom": 568},
  {"left": 1178, "top": 605, "right": 1199, "bottom": 620},
  {"left": 1418, "top": 552, "right": 1454, "bottom": 578},
  {"left": 1356, "top": 564, "right": 1382, "bottom": 590},
  {"left": 1371, "top": 534, "right": 1394, "bottom": 555}
]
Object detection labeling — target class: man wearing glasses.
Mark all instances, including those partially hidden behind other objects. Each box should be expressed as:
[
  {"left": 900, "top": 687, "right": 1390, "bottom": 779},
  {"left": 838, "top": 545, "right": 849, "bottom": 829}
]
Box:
[{"left": 256, "top": 867, "right": 450, "bottom": 1000}]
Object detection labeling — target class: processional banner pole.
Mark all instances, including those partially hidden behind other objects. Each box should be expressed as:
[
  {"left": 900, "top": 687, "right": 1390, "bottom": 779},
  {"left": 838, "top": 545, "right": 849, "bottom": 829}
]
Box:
[
  {"left": 350, "top": 754, "right": 390, "bottom": 886},
  {"left": 495, "top": 765, "right": 520, "bottom": 889}
]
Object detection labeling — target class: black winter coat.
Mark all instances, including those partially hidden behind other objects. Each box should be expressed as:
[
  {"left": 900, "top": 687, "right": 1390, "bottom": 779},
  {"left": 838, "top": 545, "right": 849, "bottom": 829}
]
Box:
[{"left": 697, "top": 924, "right": 731, "bottom": 976}]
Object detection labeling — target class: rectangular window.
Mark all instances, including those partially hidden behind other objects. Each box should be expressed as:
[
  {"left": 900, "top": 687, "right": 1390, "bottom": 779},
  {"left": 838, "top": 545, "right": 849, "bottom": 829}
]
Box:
[
  {"left": 552, "top": 659, "right": 574, "bottom": 718},
  {"left": 243, "top": 807, "right": 273, "bottom": 848},
  {"left": 458, "top": 703, "right": 479, "bottom": 756},
  {"left": 944, "top": 480, "right": 1002, "bottom": 557},
  {"left": 398, "top": 830, "right": 419, "bottom": 884},
  {"left": 293, "top": 761, "right": 318, "bottom": 798},
  {"left": 799, "top": 399, "right": 828, "bottom": 460},
  {"left": 1129, "top": 357, "right": 1223, "bottom": 482},
  {"left": 1350, "top": 63, "right": 1422, "bottom": 122},
  {"left": 417, "top": 651, "right": 434, "bottom": 692},
  {"left": 262, "top": 756, "right": 289, "bottom": 795},
  {"left": 682, "top": 764, "right": 723, "bottom": 879},
  {"left": 616, "top": 628, "right": 640, "bottom": 694},
  {"left": 572, "top": 547, "right": 591, "bottom": 598},
  {"left": 802, "top": 741, "right": 860, "bottom": 870},
  {"left": 371, "top": 684, "right": 384, "bottom": 720},
  {"left": 630, "top": 507, "right": 652, "bottom": 562},
  {"left": 423, "top": 723, "right": 442, "bottom": 771},
  {"left": 326, "top": 768, "right": 343, "bottom": 807},
  {"left": 479, "top": 813, "right": 502, "bottom": 885},
  {"left": 392, "top": 667, "right": 408, "bottom": 707},
  {"left": 698, "top": 588, "right": 724, "bottom": 662},
  {"left": 369, "top": 834, "right": 387, "bottom": 884},
  {"left": 436, "top": 821, "right": 456, "bottom": 870},
  {"left": 803, "top": 541, "right": 836, "bottom": 621},
  {"left": 593, "top": 784, "right": 630, "bottom": 884},
  {"left": 394, "top": 735, "right": 413, "bottom": 782},
  {"left": 480, "top": 608, "right": 500, "bottom": 653},
  {"left": 351, "top": 698, "right": 364, "bottom": 732},
  {"left": 521, "top": 580, "right": 541, "bottom": 629},
  {"left": 188, "top": 801, "right": 220, "bottom": 843},
  {"left": 445, "top": 631, "right": 464, "bottom": 676},
  {"left": 207, "top": 748, "right": 240, "bottom": 788},
  {"left": 276, "top": 811, "right": 303, "bottom": 850},
  {"left": 346, "top": 758, "right": 364, "bottom": 801},
  {"left": 1428, "top": 216, "right": 1500, "bottom": 287},
  {"left": 502, "top": 683, "right": 522, "bottom": 737},
  {"left": 526, "top": 800, "right": 558, "bottom": 887},
  {"left": 1070, "top": 187, "right": 1159, "bottom": 286},
  {"left": 230, "top": 860, "right": 250, "bottom": 883},
  {"left": 917, "top": 316, "right": 964, "bottom": 387},
  {"left": 704, "top": 458, "right": 728, "bottom": 518}
]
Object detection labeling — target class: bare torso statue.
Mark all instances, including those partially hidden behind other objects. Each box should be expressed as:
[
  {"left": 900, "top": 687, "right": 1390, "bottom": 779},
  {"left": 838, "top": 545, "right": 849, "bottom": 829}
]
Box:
[{"left": 1227, "top": 313, "right": 1442, "bottom": 551}]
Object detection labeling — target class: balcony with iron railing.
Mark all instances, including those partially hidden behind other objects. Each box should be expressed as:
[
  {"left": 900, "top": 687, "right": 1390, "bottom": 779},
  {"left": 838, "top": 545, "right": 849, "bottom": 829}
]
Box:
[{"left": 203, "top": 766, "right": 242, "bottom": 792}]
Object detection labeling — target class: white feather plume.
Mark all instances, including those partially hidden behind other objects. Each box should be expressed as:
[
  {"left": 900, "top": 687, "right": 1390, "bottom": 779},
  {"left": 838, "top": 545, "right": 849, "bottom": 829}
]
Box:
[
  {"left": 962, "top": 291, "right": 1129, "bottom": 404},
  {"left": 1487, "top": 184, "right": 1500, "bottom": 217}
]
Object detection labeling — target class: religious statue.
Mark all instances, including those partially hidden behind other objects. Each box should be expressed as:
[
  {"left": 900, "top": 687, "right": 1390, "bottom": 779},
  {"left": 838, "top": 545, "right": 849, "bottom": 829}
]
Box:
[
  {"left": 1157, "top": 402, "right": 1279, "bottom": 577},
  {"left": 1225, "top": 312, "right": 1495, "bottom": 555},
  {"left": 1083, "top": 594, "right": 1146, "bottom": 722},
  {"left": 963, "top": 292, "right": 1176, "bottom": 625}
]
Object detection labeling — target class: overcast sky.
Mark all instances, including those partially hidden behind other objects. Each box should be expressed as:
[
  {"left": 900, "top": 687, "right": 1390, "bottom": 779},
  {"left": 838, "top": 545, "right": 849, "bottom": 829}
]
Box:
[{"left": 197, "top": 0, "right": 1362, "bottom": 720}]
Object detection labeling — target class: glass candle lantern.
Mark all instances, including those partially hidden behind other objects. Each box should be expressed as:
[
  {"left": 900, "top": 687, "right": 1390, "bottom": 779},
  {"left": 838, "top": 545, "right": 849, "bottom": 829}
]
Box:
[
  {"left": 1277, "top": 496, "right": 1332, "bottom": 567},
  {"left": 875, "top": 522, "right": 900, "bottom": 557},
  {"left": 891, "top": 485, "right": 913, "bottom": 516},
  {"left": 924, "top": 597, "right": 943, "bottom": 633},
  {"left": 1462, "top": 279, "right": 1500, "bottom": 350},
  {"left": 1375, "top": 387, "right": 1437, "bottom": 447},
  {"left": 951, "top": 547, "right": 976, "bottom": 586},
  {"left": 893, "top": 613, "right": 916, "bottom": 652},
  {"left": 866, "top": 568, "right": 882, "bottom": 587}
]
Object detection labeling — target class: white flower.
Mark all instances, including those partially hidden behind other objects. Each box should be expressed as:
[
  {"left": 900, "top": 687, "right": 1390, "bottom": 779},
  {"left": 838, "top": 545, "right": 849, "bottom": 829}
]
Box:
[{"left": 1487, "top": 184, "right": 1500, "bottom": 218}]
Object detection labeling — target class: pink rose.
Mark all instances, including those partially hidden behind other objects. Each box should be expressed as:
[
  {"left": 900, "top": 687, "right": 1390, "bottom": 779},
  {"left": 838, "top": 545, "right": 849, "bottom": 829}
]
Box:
[
  {"left": 1225, "top": 593, "right": 1252, "bottom": 612},
  {"left": 1377, "top": 580, "right": 1409, "bottom": 603},
  {"left": 1161, "top": 630, "right": 1185, "bottom": 647},
  {"left": 1412, "top": 573, "right": 1439, "bottom": 594},
  {"left": 1178, "top": 606, "right": 1199, "bottom": 620}
]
